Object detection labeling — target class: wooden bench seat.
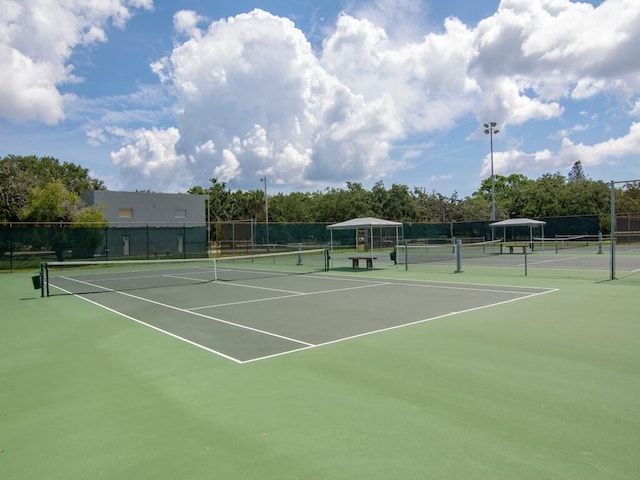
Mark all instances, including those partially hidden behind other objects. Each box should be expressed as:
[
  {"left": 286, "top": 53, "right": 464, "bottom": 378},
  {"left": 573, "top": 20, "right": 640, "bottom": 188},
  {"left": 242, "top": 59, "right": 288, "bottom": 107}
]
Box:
[
  {"left": 348, "top": 256, "right": 377, "bottom": 269},
  {"left": 501, "top": 244, "right": 527, "bottom": 254}
]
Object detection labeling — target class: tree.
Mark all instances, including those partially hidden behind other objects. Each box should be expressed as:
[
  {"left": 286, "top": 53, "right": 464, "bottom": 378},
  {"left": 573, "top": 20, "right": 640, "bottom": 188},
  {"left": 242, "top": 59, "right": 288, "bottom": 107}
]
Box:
[
  {"left": 17, "top": 181, "right": 107, "bottom": 261},
  {"left": 563, "top": 180, "right": 609, "bottom": 215},
  {"left": 18, "top": 181, "right": 106, "bottom": 223},
  {"left": 382, "top": 184, "right": 418, "bottom": 221},
  {"left": 567, "top": 161, "right": 587, "bottom": 183},
  {"left": 617, "top": 182, "right": 640, "bottom": 214},
  {"left": 19, "top": 182, "right": 83, "bottom": 222},
  {"left": 0, "top": 155, "right": 104, "bottom": 222},
  {"left": 189, "top": 178, "right": 234, "bottom": 222},
  {"left": 269, "top": 192, "right": 313, "bottom": 222}
]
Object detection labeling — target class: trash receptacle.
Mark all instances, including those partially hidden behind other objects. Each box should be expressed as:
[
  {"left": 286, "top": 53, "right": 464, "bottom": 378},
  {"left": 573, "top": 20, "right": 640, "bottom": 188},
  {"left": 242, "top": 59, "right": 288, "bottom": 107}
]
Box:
[
  {"left": 390, "top": 248, "right": 396, "bottom": 263},
  {"left": 31, "top": 274, "right": 41, "bottom": 290}
]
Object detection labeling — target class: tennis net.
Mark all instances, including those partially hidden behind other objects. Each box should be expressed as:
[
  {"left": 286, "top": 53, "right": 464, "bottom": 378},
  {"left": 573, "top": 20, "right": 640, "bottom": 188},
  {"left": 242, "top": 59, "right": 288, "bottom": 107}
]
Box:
[
  {"left": 395, "top": 240, "right": 502, "bottom": 268},
  {"left": 212, "top": 248, "right": 329, "bottom": 282},
  {"left": 43, "top": 248, "right": 329, "bottom": 296},
  {"left": 532, "top": 234, "right": 603, "bottom": 253}
]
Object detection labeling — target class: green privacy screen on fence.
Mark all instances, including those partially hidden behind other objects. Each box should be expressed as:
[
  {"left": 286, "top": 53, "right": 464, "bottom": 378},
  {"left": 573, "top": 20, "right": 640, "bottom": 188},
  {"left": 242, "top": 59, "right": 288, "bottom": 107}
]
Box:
[
  {"left": 1, "top": 215, "right": 604, "bottom": 270},
  {"left": 0, "top": 223, "right": 208, "bottom": 270}
]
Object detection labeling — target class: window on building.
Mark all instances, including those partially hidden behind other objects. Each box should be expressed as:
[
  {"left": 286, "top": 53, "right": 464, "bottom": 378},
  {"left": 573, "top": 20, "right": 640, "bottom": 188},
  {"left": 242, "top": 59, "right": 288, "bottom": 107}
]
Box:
[
  {"left": 174, "top": 209, "right": 187, "bottom": 218},
  {"left": 118, "top": 208, "right": 134, "bottom": 218}
]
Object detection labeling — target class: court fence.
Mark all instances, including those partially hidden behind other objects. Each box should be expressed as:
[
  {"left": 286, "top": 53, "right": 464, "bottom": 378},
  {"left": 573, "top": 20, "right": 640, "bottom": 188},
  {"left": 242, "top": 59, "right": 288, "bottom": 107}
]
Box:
[
  {"left": 1, "top": 223, "right": 208, "bottom": 270},
  {"left": 0, "top": 214, "right": 615, "bottom": 271},
  {"left": 214, "top": 215, "right": 601, "bottom": 252}
]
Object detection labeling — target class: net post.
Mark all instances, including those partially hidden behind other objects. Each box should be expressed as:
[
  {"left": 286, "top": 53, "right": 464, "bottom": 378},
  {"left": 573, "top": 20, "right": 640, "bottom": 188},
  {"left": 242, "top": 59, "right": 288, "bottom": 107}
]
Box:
[
  {"left": 324, "top": 248, "right": 330, "bottom": 271},
  {"left": 404, "top": 241, "right": 408, "bottom": 271},
  {"left": 39, "top": 262, "right": 45, "bottom": 298},
  {"left": 597, "top": 231, "right": 603, "bottom": 254},
  {"left": 455, "top": 239, "right": 462, "bottom": 273},
  {"left": 524, "top": 243, "right": 528, "bottom": 276},
  {"left": 45, "top": 262, "right": 50, "bottom": 297},
  {"left": 213, "top": 258, "right": 218, "bottom": 281}
]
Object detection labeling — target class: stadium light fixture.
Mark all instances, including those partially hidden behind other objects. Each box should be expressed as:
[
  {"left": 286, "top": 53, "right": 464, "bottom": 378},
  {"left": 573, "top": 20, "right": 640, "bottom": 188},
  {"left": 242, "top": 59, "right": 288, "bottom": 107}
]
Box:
[{"left": 483, "top": 122, "right": 499, "bottom": 222}]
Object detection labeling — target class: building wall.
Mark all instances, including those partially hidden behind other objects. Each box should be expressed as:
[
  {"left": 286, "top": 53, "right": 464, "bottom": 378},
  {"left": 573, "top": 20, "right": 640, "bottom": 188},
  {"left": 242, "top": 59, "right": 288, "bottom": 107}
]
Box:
[
  {"left": 80, "top": 191, "right": 209, "bottom": 257},
  {"left": 82, "top": 191, "right": 208, "bottom": 226}
]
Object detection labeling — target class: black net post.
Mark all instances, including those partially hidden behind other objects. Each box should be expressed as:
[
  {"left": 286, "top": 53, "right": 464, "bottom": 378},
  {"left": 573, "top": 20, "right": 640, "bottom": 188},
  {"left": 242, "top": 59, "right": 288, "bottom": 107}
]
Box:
[{"left": 39, "top": 262, "right": 45, "bottom": 297}]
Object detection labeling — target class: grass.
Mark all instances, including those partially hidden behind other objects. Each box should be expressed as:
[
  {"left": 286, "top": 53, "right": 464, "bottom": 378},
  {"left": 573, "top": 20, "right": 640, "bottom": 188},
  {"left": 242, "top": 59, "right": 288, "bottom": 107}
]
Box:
[{"left": 1, "top": 267, "right": 639, "bottom": 479}]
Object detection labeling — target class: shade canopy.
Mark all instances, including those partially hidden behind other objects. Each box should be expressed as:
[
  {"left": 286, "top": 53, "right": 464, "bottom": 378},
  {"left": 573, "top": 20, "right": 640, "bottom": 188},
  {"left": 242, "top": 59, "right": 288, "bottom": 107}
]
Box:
[
  {"left": 489, "top": 218, "right": 546, "bottom": 228},
  {"left": 326, "top": 217, "right": 402, "bottom": 255},
  {"left": 327, "top": 217, "right": 403, "bottom": 230},
  {"left": 490, "top": 218, "right": 546, "bottom": 244}
]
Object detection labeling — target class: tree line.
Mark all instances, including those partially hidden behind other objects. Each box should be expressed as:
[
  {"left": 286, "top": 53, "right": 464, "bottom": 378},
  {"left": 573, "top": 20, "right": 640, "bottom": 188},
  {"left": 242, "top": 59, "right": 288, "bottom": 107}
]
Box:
[
  {"left": 2, "top": 155, "right": 639, "bottom": 229},
  {"left": 189, "top": 162, "right": 640, "bottom": 231}
]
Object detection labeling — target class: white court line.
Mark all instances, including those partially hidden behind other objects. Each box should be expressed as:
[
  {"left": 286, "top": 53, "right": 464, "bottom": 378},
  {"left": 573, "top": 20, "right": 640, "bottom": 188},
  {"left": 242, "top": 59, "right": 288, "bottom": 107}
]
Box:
[
  {"left": 55, "top": 276, "right": 315, "bottom": 358},
  {"left": 188, "top": 282, "right": 389, "bottom": 310},
  {"left": 70, "top": 267, "right": 214, "bottom": 284},
  {"left": 242, "top": 287, "right": 559, "bottom": 364},
  {"left": 521, "top": 256, "right": 581, "bottom": 266},
  {"left": 52, "top": 271, "right": 558, "bottom": 365},
  {"left": 50, "top": 283, "right": 244, "bottom": 364},
  {"left": 308, "top": 272, "right": 546, "bottom": 296},
  {"left": 306, "top": 271, "right": 555, "bottom": 292},
  {"left": 211, "top": 281, "right": 305, "bottom": 295}
]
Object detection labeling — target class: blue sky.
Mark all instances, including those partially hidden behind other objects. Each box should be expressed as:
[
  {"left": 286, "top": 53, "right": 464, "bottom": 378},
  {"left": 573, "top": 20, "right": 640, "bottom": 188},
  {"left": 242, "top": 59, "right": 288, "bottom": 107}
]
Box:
[{"left": 2, "top": 0, "right": 639, "bottom": 197}]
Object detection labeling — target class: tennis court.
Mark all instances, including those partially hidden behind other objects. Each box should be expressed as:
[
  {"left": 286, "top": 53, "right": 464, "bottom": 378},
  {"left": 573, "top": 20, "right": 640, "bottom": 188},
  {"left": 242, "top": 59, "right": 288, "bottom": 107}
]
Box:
[
  {"left": 42, "top": 254, "right": 555, "bottom": 363},
  {"left": 395, "top": 238, "right": 640, "bottom": 282},
  {"left": 3, "top": 247, "right": 639, "bottom": 480}
]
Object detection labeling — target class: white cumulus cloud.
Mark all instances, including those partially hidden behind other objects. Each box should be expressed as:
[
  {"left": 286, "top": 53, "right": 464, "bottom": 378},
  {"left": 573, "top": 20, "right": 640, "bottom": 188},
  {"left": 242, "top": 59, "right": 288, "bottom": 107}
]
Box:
[
  {"left": 484, "top": 122, "right": 640, "bottom": 176},
  {"left": 109, "top": 127, "right": 193, "bottom": 192},
  {"left": 0, "top": 0, "right": 152, "bottom": 124},
  {"left": 5, "top": 1, "right": 640, "bottom": 192},
  {"left": 142, "top": 8, "right": 404, "bottom": 190}
]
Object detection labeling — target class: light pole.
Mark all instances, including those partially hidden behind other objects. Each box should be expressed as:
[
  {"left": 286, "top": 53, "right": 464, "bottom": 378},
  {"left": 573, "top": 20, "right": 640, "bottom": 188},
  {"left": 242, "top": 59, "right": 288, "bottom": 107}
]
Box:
[
  {"left": 483, "top": 122, "right": 499, "bottom": 222},
  {"left": 260, "top": 176, "right": 269, "bottom": 250}
]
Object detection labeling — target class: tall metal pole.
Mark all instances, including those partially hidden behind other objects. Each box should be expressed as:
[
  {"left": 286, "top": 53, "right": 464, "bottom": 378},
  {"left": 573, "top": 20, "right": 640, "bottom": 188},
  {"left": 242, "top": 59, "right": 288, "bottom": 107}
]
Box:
[
  {"left": 484, "top": 122, "right": 499, "bottom": 222},
  {"left": 610, "top": 180, "right": 616, "bottom": 280},
  {"left": 260, "top": 176, "right": 269, "bottom": 250}
]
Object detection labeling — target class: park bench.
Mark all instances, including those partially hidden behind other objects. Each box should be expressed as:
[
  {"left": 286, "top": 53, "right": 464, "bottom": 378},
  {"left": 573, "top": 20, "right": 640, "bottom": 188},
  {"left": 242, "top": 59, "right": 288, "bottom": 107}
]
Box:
[
  {"left": 349, "top": 256, "right": 377, "bottom": 269},
  {"left": 501, "top": 244, "right": 528, "bottom": 254}
]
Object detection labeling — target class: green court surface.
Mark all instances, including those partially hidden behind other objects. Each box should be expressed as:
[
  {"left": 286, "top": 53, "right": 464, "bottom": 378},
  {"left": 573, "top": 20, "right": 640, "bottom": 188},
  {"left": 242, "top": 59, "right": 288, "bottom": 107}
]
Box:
[{"left": 1, "top": 261, "right": 639, "bottom": 479}]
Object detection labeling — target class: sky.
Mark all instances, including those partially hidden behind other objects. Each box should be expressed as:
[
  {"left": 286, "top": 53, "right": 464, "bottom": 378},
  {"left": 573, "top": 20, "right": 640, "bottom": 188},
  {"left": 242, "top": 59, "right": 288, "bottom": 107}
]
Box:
[{"left": 1, "top": 0, "right": 640, "bottom": 198}]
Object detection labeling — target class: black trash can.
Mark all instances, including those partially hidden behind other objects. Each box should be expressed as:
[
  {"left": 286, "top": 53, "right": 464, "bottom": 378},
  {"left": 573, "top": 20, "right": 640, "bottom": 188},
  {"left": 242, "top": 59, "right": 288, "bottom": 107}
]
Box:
[{"left": 31, "top": 274, "right": 41, "bottom": 290}]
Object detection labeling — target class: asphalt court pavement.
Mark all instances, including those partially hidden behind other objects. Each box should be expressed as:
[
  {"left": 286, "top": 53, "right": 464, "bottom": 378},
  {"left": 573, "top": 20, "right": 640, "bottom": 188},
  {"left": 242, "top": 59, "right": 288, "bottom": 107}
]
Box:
[{"left": 52, "top": 273, "right": 556, "bottom": 363}]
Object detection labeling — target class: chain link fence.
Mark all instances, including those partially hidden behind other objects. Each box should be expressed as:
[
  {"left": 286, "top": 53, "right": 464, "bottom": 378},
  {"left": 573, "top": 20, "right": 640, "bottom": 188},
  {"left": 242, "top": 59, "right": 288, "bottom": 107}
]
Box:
[
  {"left": 1, "top": 223, "right": 208, "bottom": 270},
  {"left": 2, "top": 215, "right": 603, "bottom": 270}
]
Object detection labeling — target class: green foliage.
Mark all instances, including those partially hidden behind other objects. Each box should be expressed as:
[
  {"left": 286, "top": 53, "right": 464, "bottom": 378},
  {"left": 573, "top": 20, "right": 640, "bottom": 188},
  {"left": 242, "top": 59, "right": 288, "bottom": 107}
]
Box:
[
  {"left": 193, "top": 171, "right": 620, "bottom": 225},
  {"left": 18, "top": 181, "right": 107, "bottom": 224},
  {"left": 74, "top": 205, "right": 108, "bottom": 227},
  {"left": 0, "top": 155, "right": 104, "bottom": 222},
  {"left": 616, "top": 182, "right": 640, "bottom": 214},
  {"left": 19, "top": 182, "right": 82, "bottom": 222},
  {"left": 567, "top": 161, "right": 587, "bottom": 183},
  {"left": 5, "top": 154, "right": 632, "bottom": 227}
]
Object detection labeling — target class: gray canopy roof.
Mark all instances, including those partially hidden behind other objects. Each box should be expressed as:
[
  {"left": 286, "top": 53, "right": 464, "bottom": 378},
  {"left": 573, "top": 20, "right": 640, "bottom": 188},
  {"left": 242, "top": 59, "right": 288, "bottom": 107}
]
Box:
[
  {"left": 327, "top": 217, "right": 403, "bottom": 230},
  {"left": 489, "top": 218, "right": 546, "bottom": 227}
]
